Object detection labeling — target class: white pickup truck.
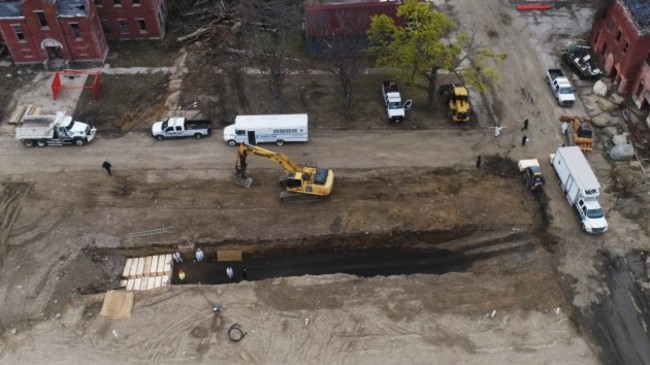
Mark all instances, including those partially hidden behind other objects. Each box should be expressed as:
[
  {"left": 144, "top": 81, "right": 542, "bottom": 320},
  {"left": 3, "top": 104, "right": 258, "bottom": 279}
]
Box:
[
  {"left": 382, "top": 81, "right": 412, "bottom": 123},
  {"left": 151, "top": 117, "right": 212, "bottom": 140},
  {"left": 16, "top": 111, "right": 97, "bottom": 147},
  {"left": 546, "top": 68, "right": 576, "bottom": 107}
]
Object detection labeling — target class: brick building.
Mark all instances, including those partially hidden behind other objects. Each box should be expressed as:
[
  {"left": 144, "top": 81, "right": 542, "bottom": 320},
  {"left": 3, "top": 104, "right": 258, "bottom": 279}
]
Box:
[
  {"left": 304, "top": 0, "right": 401, "bottom": 57},
  {"left": 0, "top": 0, "right": 166, "bottom": 65},
  {"left": 590, "top": 0, "right": 650, "bottom": 109}
]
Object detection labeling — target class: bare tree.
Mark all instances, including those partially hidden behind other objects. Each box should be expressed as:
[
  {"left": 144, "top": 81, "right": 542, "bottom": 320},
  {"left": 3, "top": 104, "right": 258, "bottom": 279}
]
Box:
[
  {"left": 238, "top": 0, "right": 301, "bottom": 112},
  {"left": 313, "top": 11, "right": 368, "bottom": 119}
]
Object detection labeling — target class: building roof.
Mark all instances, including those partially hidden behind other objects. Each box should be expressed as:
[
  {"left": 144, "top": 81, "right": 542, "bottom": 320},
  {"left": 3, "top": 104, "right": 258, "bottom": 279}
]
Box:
[
  {"left": 619, "top": 0, "right": 650, "bottom": 31},
  {"left": 305, "top": 0, "right": 400, "bottom": 37},
  {"left": 0, "top": 1, "right": 21, "bottom": 18},
  {"left": 57, "top": 0, "right": 87, "bottom": 17},
  {"left": 0, "top": 0, "right": 87, "bottom": 18}
]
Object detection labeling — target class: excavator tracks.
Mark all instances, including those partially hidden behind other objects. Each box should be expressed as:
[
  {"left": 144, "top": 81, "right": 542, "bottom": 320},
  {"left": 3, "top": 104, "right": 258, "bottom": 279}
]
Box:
[{"left": 279, "top": 191, "right": 327, "bottom": 202}]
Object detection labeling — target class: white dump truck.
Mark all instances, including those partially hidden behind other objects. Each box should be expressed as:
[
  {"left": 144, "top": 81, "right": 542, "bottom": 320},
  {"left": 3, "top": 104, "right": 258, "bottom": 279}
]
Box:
[
  {"left": 550, "top": 146, "right": 607, "bottom": 234},
  {"left": 16, "top": 111, "right": 97, "bottom": 147}
]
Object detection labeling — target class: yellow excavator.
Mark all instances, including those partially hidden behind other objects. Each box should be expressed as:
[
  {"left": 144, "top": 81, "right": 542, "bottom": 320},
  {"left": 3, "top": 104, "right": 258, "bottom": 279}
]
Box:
[
  {"left": 440, "top": 84, "right": 471, "bottom": 123},
  {"left": 232, "top": 143, "right": 334, "bottom": 201}
]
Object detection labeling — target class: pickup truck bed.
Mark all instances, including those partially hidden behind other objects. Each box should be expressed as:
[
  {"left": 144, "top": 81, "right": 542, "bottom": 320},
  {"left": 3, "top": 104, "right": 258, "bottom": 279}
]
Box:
[{"left": 185, "top": 120, "right": 212, "bottom": 130}]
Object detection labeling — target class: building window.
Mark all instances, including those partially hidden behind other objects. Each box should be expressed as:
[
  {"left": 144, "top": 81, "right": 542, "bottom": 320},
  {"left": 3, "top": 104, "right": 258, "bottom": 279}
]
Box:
[
  {"left": 70, "top": 23, "right": 82, "bottom": 39},
  {"left": 35, "top": 11, "right": 48, "bottom": 28},
  {"left": 101, "top": 19, "right": 111, "bottom": 34},
  {"left": 623, "top": 42, "right": 629, "bottom": 54},
  {"left": 118, "top": 19, "right": 129, "bottom": 34},
  {"left": 637, "top": 81, "right": 645, "bottom": 97},
  {"left": 137, "top": 19, "right": 147, "bottom": 32},
  {"left": 95, "top": 0, "right": 103, "bottom": 6},
  {"left": 114, "top": 0, "right": 121, "bottom": 5},
  {"left": 11, "top": 25, "right": 25, "bottom": 40},
  {"left": 616, "top": 30, "right": 622, "bottom": 40},
  {"left": 133, "top": 0, "right": 141, "bottom": 4}
]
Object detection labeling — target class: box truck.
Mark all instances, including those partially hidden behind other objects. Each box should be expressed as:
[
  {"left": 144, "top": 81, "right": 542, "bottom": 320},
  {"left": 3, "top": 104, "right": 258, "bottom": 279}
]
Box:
[
  {"left": 223, "top": 114, "right": 308, "bottom": 146},
  {"left": 550, "top": 146, "right": 607, "bottom": 234}
]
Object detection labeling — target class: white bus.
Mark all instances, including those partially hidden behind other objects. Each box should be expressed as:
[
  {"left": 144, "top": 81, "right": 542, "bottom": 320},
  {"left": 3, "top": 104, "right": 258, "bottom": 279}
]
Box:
[{"left": 223, "top": 114, "right": 309, "bottom": 146}]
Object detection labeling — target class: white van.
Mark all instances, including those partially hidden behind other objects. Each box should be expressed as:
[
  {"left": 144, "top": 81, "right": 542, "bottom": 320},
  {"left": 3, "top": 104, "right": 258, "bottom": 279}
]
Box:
[{"left": 223, "top": 114, "right": 309, "bottom": 146}]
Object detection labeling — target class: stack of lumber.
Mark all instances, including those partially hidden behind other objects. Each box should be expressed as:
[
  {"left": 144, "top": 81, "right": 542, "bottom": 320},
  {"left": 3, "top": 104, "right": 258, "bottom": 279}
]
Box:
[
  {"left": 7, "top": 104, "right": 42, "bottom": 124},
  {"left": 120, "top": 254, "right": 172, "bottom": 291}
]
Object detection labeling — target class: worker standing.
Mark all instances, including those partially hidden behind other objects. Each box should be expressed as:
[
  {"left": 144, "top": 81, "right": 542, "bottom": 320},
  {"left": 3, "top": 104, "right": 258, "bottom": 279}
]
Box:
[
  {"left": 561, "top": 122, "right": 569, "bottom": 135},
  {"left": 521, "top": 135, "right": 529, "bottom": 146},
  {"left": 494, "top": 125, "right": 503, "bottom": 137},
  {"left": 172, "top": 252, "right": 183, "bottom": 263},
  {"left": 195, "top": 248, "right": 204, "bottom": 262},
  {"left": 226, "top": 267, "right": 234, "bottom": 280},
  {"left": 476, "top": 155, "right": 481, "bottom": 169},
  {"left": 521, "top": 118, "right": 529, "bottom": 131},
  {"left": 178, "top": 269, "right": 186, "bottom": 282}
]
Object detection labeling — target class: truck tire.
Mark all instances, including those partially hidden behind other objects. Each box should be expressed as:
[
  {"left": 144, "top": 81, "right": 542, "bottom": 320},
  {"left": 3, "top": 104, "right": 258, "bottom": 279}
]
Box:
[
  {"left": 276, "top": 139, "right": 285, "bottom": 146},
  {"left": 37, "top": 140, "right": 48, "bottom": 147},
  {"left": 74, "top": 138, "right": 85, "bottom": 146},
  {"left": 227, "top": 140, "right": 237, "bottom": 147},
  {"left": 155, "top": 135, "right": 164, "bottom": 141},
  {"left": 194, "top": 133, "right": 202, "bottom": 139},
  {"left": 23, "top": 140, "right": 35, "bottom": 148}
]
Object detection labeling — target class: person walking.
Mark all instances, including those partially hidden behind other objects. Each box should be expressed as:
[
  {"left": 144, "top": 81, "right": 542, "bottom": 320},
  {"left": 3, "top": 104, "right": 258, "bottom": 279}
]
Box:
[
  {"left": 521, "top": 118, "right": 529, "bottom": 131},
  {"left": 521, "top": 135, "right": 528, "bottom": 146},
  {"left": 226, "top": 267, "right": 234, "bottom": 280},
  {"left": 178, "top": 269, "right": 186, "bottom": 282},
  {"left": 102, "top": 161, "right": 112, "bottom": 176},
  {"left": 195, "top": 248, "right": 204, "bottom": 262},
  {"left": 476, "top": 155, "right": 481, "bottom": 169}
]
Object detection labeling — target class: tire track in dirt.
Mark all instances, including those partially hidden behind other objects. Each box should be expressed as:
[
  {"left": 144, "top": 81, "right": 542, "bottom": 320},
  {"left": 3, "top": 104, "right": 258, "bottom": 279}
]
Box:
[{"left": 0, "top": 182, "right": 32, "bottom": 270}]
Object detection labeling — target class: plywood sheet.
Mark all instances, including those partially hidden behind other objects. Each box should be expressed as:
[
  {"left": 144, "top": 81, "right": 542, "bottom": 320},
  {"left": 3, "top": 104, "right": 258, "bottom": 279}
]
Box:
[
  {"left": 150, "top": 256, "right": 159, "bottom": 277},
  {"left": 217, "top": 250, "right": 242, "bottom": 262},
  {"left": 143, "top": 256, "right": 152, "bottom": 276},
  {"left": 156, "top": 255, "right": 165, "bottom": 276},
  {"left": 154, "top": 276, "right": 163, "bottom": 288},
  {"left": 135, "top": 258, "right": 145, "bottom": 278},
  {"left": 100, "top": 290, "right": 134, "bottom": 319},
  {"left": 129, "top": 258, "right": 139, "bottom": 278},
  {"left": 122, "top": 258, "right": 133, "bottom": 278},
  {"left": 163, "top": 254, "right": 172, "bottom": 275}
]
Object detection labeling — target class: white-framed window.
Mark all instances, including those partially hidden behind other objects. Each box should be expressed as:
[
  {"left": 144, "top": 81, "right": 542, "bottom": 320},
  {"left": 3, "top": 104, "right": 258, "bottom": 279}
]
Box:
[
  {"left": 118, "top": 19, "right": 129, "bottom": 34},
  {"left": 95, "top": 0, "right": 103, "bottom": 6},
  {"left": 35, "top": 11, "right": 48, "bottom": 28},
  {"left": 70, "top": 23, "right": 82, "bottom": 39},
  {"left": 114, "top": 0, "right": 121, "bottom": 6},
  {"left": 133, "top": 0, "right": 141, "bottom": 5},
  {"left": 11, "top": 24, "right": 25, "bottom": 41},
  {"left": 136, "top": 19, "right": 147, "bottom": 32}
]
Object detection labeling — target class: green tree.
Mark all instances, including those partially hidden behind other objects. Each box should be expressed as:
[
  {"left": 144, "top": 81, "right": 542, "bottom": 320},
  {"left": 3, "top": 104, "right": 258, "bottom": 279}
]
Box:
[{"left": 366, "top": 0, "right": 506, "bottom": 108}]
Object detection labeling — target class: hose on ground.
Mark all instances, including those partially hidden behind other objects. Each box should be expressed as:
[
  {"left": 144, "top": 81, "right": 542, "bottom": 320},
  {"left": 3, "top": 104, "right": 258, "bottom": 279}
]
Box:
[{"left": 228, "top": 323, "right": 246, "bottom": 342}]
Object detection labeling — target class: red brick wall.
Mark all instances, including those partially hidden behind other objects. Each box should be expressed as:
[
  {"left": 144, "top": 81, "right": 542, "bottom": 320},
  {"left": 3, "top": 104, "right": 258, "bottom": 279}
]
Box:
[
  {"left": 0, "top": 0, "right": 108, "bottom": 64},
  {"left": 591, "top": 1, "right": 650, "bottom": 94},
  {"left": 96, "top": 0, "right": 165, "bottom": 41}
]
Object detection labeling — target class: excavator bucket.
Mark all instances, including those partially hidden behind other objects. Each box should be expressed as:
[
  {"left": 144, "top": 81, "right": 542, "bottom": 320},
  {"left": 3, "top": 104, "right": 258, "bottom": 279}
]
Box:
[{"left": 231, "top": 175, "right": 253, "bottom": 188}]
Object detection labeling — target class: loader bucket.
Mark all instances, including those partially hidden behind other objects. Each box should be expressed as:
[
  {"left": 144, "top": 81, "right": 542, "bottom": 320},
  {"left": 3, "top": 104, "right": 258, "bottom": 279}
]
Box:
[{"left": 232, "top": 175, "right": 253, "bottom": 188}]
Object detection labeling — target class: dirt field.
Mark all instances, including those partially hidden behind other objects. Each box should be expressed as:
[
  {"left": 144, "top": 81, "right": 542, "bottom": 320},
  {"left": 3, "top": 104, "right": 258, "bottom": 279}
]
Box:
[{"left": 1, "top": 0, "right": 650, "bottom": 364}]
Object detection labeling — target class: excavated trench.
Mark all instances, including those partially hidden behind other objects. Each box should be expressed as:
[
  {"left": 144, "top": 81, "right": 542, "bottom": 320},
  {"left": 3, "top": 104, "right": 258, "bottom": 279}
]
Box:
[{"left": 87, "top": 227, "right": 538, "bottom": 286}]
